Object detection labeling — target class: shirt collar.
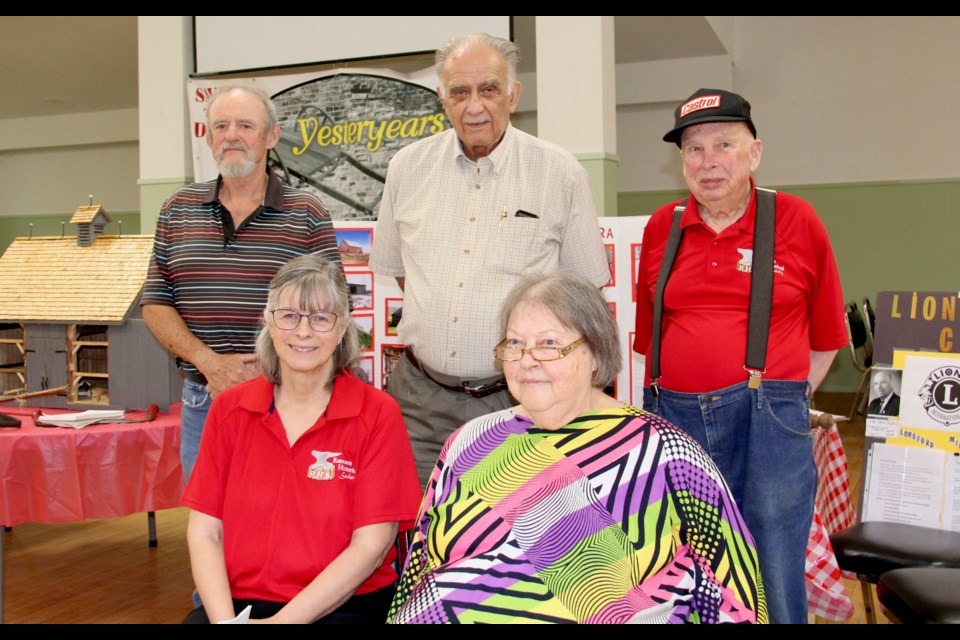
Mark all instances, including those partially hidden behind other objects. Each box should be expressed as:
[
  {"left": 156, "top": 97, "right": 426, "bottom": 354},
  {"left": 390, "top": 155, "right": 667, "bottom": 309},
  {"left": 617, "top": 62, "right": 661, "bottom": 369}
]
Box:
[
  {"left": 453, "top": 123, "right": 515, "bottom": 175},
  {"left": 202, "top": 170, "right": 284, "bottom": 212},
  {"left": 238, "top": 371, "right": 364, "bottom": 421}
]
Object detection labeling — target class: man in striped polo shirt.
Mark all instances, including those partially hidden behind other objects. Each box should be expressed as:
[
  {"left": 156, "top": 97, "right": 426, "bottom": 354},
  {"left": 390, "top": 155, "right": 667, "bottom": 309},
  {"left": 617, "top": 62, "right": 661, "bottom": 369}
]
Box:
[{"left": 142, "top": 85, "right": 341, "bottom": 482}]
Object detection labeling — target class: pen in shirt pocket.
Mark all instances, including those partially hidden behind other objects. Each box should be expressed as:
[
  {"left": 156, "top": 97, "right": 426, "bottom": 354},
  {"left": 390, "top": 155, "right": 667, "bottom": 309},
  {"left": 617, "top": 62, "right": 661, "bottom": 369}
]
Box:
[{"left": 499, "top": 208, "right": 538, "bottom": 232}]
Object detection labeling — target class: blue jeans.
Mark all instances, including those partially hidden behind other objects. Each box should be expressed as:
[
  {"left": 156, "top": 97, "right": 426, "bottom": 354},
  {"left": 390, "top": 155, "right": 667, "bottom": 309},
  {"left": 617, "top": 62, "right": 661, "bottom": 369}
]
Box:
[
  {"left": 180, "top": 378, "right": 212, "bottom": 484},
  {"left": 644, "top": 379, "right": 815, "bottom": 624}
]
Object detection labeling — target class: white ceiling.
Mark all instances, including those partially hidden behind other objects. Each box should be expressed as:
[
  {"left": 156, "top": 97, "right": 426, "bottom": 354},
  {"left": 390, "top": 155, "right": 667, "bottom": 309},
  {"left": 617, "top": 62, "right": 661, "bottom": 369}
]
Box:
[{"left": 0, "top": 16, "right": 726, "bottom": 121}]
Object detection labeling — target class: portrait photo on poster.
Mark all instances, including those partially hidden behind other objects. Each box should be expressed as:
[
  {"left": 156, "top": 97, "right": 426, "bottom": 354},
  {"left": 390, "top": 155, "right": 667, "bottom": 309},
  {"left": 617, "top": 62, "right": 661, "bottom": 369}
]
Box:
[{"left": 867, "top": 366, "right": 902, "bottom": 418}]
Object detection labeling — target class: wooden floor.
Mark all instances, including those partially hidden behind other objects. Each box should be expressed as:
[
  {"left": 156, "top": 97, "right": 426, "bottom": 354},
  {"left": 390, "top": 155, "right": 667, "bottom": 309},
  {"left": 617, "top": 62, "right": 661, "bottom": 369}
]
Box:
[
  {"left": 3, "top": 508, "right": 195, "bottom": 624},
  {"left": 2, "top": 391, "right": 886, "bottom": 624}
]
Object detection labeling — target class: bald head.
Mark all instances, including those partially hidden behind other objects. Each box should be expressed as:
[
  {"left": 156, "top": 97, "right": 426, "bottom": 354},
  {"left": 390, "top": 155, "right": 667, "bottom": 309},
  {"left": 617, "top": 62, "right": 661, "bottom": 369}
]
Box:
[{"left": 874, "top": 371, "right": 894, "bottom": 397}]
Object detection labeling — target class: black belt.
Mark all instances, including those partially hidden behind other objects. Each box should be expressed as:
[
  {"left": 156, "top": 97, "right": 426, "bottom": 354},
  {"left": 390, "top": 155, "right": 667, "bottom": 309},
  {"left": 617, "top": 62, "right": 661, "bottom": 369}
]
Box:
[
  {"left": 405, "top": 348, "right": 508, "bottom": 399},
  {"left": 182, "top": 369, "right": 208, "bottom": 386}
]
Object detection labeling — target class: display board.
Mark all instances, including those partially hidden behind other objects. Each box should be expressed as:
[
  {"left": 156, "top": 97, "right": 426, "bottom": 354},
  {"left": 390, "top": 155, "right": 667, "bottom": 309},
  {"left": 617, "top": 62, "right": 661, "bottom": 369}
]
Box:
[
  {"left": 858, "top": 291, "right": 960, "bottom": 531},
  {"left": 333, "top": 216, "right": 650, "bottom": 405}
]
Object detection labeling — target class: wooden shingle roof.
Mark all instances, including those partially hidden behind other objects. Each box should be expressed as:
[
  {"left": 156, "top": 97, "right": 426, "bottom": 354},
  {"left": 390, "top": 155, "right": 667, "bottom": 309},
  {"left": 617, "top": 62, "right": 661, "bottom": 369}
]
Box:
[
  {"left": 69, "top": 204, "right": 111, "bottom": 225},
  {"left": 0, "top": 235, "right": 154, "bottom": 323}
]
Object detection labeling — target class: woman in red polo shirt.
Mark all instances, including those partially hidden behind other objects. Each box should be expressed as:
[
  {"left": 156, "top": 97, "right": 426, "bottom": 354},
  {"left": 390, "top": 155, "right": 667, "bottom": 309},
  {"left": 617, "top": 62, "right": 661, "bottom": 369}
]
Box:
[{"left": 182, "top": 255, "right": 421, "bottom": 624}]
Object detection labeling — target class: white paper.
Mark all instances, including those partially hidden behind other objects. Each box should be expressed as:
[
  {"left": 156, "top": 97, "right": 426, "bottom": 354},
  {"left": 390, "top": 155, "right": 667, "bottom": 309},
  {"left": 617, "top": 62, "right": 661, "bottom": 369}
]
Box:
[
  {"left": 36, "top": 409, "right": 125, "bottom": 428},
  {"left": 946, "top": 454, "right": 960, "bottom": 532},
  {"left": 216, "top": 605, "right": 252, "bottom": 624},
  {"left": 631, "top": 351, "right": 645, "bottom": 407},
  {"left": 862, "top": 442, "right": 951, "bottom": 529},
  {"left": 865, "top": 416, "right": 900, "bottom": 438}
]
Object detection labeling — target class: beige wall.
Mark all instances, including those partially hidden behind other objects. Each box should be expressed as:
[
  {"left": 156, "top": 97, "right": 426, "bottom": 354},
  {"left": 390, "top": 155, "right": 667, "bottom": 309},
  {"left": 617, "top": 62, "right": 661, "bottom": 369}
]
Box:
[
  {"left": 609, "top": 16, "right": 960, "bottom": 193},
  {"left": 0, "top": 109, "right": 139, "bottom": 217}
]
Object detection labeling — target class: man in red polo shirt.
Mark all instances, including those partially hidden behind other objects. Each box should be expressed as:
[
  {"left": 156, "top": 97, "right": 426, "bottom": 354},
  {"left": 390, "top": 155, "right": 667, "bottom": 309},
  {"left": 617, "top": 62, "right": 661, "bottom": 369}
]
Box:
[{"left": 633, "top": 88, "right": 847, "bottom": 624}]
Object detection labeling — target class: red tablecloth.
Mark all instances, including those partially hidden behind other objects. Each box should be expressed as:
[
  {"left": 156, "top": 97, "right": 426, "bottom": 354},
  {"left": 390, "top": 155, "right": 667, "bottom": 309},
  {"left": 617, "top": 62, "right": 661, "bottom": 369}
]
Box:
[{"left": 0, "top": 404, "right": 184, "bottom": 526}]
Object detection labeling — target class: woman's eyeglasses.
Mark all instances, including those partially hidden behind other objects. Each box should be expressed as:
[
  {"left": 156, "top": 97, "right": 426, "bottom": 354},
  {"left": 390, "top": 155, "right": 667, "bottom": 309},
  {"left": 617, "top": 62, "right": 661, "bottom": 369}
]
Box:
[
  {"left": 270, "top": 309, "right": 339, "bottom": 332},
  {"left": 494, "top": 338, "right": 585, "bottom": 362}
]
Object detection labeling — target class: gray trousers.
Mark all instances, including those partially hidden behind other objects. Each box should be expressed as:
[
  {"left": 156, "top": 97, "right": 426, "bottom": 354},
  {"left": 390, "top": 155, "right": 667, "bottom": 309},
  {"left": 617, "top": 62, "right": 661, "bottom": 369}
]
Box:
[{"left": 386, "top": 355, "right": 514, "bottom": 488}]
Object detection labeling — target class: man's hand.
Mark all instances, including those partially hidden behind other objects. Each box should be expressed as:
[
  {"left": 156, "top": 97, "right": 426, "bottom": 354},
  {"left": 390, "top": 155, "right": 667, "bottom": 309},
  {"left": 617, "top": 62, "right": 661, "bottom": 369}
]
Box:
[{"left": 197, "top": 352, "right": 260, "bottom": 398}]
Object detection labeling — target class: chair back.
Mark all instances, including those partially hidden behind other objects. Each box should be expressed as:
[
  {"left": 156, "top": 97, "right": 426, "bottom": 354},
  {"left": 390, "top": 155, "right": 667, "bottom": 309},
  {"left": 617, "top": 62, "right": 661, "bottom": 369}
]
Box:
[{"left": 845, "top": 302, "right": 872, "bottom": 372}]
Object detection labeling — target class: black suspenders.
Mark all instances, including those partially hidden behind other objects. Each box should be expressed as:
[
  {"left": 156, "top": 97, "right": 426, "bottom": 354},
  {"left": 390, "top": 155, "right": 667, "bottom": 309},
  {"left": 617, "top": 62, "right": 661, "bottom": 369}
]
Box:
[{"left": 649, "top": 188, "right": 777, "bottom": 395}]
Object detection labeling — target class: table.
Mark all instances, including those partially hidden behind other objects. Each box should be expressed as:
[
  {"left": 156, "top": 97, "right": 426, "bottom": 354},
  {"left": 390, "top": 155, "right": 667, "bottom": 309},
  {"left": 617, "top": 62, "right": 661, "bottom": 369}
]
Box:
[{"left": 0, "top": 404, "right": 184, "bottom": 623}]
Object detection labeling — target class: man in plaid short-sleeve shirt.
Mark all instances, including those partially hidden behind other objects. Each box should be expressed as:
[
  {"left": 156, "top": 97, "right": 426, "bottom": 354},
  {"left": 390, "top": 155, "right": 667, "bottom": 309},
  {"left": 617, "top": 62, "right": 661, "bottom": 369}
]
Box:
[{"left": 370, "top": 34, "right": 609, "bottom": 487}]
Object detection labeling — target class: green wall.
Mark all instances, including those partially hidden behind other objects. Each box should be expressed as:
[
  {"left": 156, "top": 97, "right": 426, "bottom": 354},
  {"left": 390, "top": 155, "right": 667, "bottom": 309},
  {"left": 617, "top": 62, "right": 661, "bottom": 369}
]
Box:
[
  {"left": 0, "top": 212, "right": 142, "bottom": 254},
  {"left": 619, "top": 178, "right": 960, "bottom": 393}
]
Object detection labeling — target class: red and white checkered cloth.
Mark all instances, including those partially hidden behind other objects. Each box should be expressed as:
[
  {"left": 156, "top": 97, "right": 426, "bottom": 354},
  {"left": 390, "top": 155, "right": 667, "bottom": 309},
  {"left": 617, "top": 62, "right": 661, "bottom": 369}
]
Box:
[
  {"left": 813, "top": 423, "right": 856, "bottom": 534},
  {"left": 805, "top": 424, "right": 856, "bottom": 621}
]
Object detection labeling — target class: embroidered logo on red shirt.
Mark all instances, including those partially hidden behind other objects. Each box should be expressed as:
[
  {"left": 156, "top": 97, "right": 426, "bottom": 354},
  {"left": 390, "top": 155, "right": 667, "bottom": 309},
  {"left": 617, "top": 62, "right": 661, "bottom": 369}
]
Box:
[
  {"left": 308, "top": 450, "right": 340, "bottom": 480},
  {"left": 736, "top": 248, "right": 784, "bottom": 276}
]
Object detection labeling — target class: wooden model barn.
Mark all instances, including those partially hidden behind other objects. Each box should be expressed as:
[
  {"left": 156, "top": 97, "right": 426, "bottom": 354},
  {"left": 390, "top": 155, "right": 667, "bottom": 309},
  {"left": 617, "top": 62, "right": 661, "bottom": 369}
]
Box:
[{"left": 0, "top": 204, "right": 180, "bottom": 411}]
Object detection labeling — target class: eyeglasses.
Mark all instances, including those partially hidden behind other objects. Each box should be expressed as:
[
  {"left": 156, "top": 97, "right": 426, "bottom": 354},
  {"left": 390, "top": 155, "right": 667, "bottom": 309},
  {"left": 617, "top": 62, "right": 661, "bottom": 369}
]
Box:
[
  {"left": 270, "top": 309, "right": 339, "bottom": 332},
  {"left": 494, "top": 338, "right": 586, "bottom": 362}
]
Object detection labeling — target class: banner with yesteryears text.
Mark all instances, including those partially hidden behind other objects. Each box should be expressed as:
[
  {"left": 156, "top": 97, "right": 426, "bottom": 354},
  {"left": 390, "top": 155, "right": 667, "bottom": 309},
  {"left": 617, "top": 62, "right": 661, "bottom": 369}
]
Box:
[{"left": 189, "top": 66, "right": 443, "bottom": 221}]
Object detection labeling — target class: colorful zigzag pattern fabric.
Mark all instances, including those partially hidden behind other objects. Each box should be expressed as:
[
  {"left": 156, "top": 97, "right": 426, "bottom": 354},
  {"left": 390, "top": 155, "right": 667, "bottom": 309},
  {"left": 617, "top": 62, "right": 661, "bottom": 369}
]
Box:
[{"left": 389, "top": 405, "right": 766, "bottom": 624}]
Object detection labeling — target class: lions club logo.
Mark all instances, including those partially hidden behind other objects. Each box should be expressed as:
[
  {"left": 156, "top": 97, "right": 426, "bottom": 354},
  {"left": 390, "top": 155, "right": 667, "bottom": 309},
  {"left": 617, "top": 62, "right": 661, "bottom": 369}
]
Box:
[{"left": 918, "top": 366, "right": 960, "bottom": 426}]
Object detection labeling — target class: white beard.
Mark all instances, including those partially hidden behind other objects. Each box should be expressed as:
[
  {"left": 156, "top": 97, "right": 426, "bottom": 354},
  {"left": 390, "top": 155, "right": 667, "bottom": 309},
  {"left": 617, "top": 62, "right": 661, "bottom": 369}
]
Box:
[
  {"left": 216, "top": 141, "right": 258, "bottom": 178},
  {"left": 218, "top": 154, "right": 257, "bottom": 179}
]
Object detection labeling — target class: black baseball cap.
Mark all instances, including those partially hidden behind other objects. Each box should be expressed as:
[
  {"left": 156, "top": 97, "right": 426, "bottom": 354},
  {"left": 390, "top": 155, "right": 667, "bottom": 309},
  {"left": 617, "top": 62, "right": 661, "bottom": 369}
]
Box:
[{"left": 663, "top": 88, "right": 757, "bottom": 146}]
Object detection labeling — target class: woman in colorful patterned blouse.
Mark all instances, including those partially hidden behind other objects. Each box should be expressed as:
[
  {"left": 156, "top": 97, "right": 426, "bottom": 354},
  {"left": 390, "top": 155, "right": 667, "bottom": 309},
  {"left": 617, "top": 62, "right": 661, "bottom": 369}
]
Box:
[{"left": 388, "top": 270, "right": 766, "bottom": 624}]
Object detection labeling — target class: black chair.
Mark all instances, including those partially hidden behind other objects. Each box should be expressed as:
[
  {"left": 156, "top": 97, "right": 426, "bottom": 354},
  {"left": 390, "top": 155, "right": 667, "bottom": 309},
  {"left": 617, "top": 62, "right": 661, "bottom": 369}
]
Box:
[
  {"left": 844, "top": 301, "right": 874, "bottom": 420},
  {"left": 862, "top": 297, "right": 876, "bottom": 343},
  {"left": 829, "top": 522, "right": 960, "bottom": 623},
  {"left": 877, "top": 567, "right": 960, "bottom": 624}
]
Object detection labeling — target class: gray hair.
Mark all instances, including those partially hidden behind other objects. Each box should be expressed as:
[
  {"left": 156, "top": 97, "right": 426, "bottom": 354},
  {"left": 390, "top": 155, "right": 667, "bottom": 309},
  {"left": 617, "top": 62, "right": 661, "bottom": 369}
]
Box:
[
  {"left": 206, "top": 84, "right": 278, "bottom": 134},
  {"left": 435, "top": 33, "right": 520, "bottom": 98},
  {"left": 256, "top": 255, "right": 358, "bottom": 390},
  {"left": 498, "top": 271, "right": 621, "bottom": 388}
]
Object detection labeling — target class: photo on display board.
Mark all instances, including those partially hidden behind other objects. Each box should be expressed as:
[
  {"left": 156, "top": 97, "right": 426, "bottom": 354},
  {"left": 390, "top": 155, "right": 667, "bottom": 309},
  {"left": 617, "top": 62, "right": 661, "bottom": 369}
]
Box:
[
  {"left": 631, "top": 243, "right": 642, "bottom": 302},
  {"left": 867, "top": 367, "right": 903, "bottom": 418},
  {"left": 335, "top": 227, "right": 373, "bottom": 268},
  {"left": 346, "top": 272, "right": 374, "bottom": 312},
  {"left": 385, "top": 297, "right": 403, "bottom": 336},
  {"left": 604, "top": 244, "right": 615, "bottom": 287},
  {"left": 356, "top": 356, "right": 374, "bottom": 386},
  {"left": 353, "top": 314, "right": 374, "bottom": 352},
  {"left": 381, "top": 343, "right": 405, "bottom": 390}
]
